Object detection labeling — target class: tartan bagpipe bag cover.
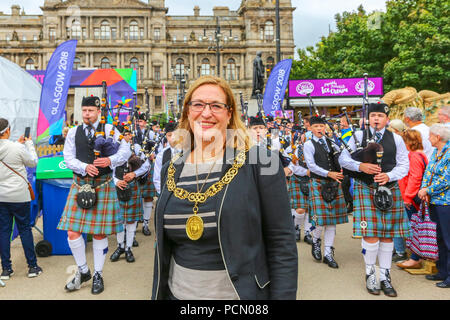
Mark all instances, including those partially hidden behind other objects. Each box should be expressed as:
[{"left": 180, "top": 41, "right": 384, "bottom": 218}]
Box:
[{"left": 406, "top": 202, "right": 438, "bottom": 260}]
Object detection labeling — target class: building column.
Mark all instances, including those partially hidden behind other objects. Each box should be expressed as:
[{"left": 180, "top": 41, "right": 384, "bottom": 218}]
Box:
[
  {"left": 144, "top": 52, "right": 148, "bottom": 80},
  {"left": 240, "top": 53, "right": 245, "bottom": 80}
]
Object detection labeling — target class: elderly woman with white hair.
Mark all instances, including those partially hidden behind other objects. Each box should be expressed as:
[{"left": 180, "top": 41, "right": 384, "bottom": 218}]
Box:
[
  {"left": 403, "top": 107, "right": 434, "bottom": 160},
  {"left": 438, "top": 106, "right": 450, "bottom": 127},
  {"left": 418, "top": 123, "right": 450, "bottom": 288}
]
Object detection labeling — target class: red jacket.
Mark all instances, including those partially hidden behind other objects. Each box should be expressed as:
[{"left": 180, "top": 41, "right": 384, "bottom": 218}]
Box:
[{"left": 398, "top": 151, "right": 428, "bottom": 210}]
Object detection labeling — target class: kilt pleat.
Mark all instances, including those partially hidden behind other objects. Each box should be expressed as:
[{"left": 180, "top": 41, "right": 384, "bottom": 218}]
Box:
[
  {"left": 352, "top": 179, "right": 411, "bottom": 238},
  {"left": 119, "top": 180, "right": 142, "bottom": 222},
  {"left": 140, "top": 161, "right": 157, "bottom": 198},
  {"left": 57, "top": 174, "right": 124, "bottom": 235},
  {"left": 288, "top": 175, "right": 309, "bottom": 212},
  {"left": 308, "top": 178, "right": 348, "bottom": 226}
]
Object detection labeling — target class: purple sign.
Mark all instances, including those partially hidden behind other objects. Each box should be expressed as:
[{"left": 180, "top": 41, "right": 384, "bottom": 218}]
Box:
[{"left": 289, "top": 77, "right": 383, "bottom": 98}]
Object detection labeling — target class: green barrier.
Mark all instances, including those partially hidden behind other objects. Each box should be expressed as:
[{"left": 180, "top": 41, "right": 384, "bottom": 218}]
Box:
[{"left": 36, "top": 156, "right": 73, "bottom": 179}]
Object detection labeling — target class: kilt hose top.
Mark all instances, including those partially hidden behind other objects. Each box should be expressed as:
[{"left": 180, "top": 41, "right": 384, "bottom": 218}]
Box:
[
  {"left": 308, "top": 178, "right": 348, "bottom": 227},
  {"left": 288, "top": 175, "right": 310, "bottom": 213},
  {"left": 57, "top": 174, "right": 124, "bottom": 235},
  {"left": 140, "top": 160, "right": 157, "bottom": 199},
  {"left": 118, "top": 179, "right": 142, "bottom": 223},
  {"left": 352, "top": 179, "right": 411, "bottom": 238}
]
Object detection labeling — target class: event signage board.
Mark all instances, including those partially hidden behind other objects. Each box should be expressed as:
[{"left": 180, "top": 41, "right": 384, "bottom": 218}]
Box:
[
  {"left": 288, "top": 77, "right": 384, "bottom": 98},
  {"left": 262, "top": 59, "right": 292, "bottom": 116}
]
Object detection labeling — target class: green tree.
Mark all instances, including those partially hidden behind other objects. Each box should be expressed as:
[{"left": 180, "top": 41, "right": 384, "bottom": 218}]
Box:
[{"left": 290, "top": 0, "right": 450, "bottom": 92}]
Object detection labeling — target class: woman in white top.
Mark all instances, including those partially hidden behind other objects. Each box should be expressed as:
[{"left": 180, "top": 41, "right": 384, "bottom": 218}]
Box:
[{"left": 0, "top": 118, "right": 42, "bottom": 280}]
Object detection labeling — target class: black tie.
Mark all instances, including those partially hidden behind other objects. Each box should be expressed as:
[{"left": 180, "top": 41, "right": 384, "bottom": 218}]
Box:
[
  {"left": 85, "top": 125, "right": 94, "bottom": 140},
  {"left": 319, "top": 138, "right": 330, "bottom": 153}
]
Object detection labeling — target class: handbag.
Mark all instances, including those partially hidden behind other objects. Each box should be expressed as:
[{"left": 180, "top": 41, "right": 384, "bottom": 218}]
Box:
[
  {"left": 1, "top": 160, "right": 35, "bottom": 201},
  {"left": 405, "top": 202, "right": 438, "bottom": 261}
]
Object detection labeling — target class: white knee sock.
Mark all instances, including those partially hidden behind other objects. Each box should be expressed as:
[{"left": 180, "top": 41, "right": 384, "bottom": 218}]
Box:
[
  {"left": 323, "top": 225, "right": 336, "bottom": 256},
  {"left": 362, "top": 239, "right": 379, "bottom": 275},
  {"left": 312, "top": 226, "right": 323, "bottom": 243},
  {"left": 292, "top": 209, "right": 305, "bottom": 227},
  {"left": 126, "top": 222, "right": 137, "bottom": 249},
  {"left": 92, "top": 238, "right": 108, "bottom": 276},
  {"left": 378, "top": 241, "right": 394, "bottom": 281},
  {"left": 116, "top": 228, "right": 125, "bottom": 249},
  {"left": 304, "top": 213, "right": 312, "bottom": 234},
  {"left": 68, "top": 236, "right": 88, "bottom": 273},
  {"left": 143, "top": 201, "right": 153, "bottom": 225}
]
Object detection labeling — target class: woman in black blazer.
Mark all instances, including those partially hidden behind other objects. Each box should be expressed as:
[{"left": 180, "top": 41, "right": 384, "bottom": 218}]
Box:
[{"left": 151, "top": 76, "right": 297, "bottom": 300}]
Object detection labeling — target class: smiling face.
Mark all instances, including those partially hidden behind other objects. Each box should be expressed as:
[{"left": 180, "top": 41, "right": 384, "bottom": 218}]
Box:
[{"left": 187, "top": 84, "right": 232, "bottom": 145}]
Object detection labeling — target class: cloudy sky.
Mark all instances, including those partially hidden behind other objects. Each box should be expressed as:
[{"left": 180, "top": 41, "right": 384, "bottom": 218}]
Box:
[{"left": 0, "top": 0, "right": 388, "bottom": 57}]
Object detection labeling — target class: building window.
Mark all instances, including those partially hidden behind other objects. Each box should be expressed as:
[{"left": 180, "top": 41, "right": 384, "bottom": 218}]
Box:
[
  {"left": 6, "top": 35, "right": 11, "bottom": 41},
  {"left": 73, "top": 57, "right": 81, "bottom": 70},
  {"left": 226, "top": 58, "right": 236, "bottom": 81},
  {"left": 266, "top": 56, "right": 275, "bottom": 78},
  {"left": 155, "top": 96, "right": 162, "bottom": 107},
  {"left": 154, "top": 66, "right": 161, "bottom": 80},
  {"left": 82, "top": 28, "right": 87, "bottom": 40},
  {"left": 101, "top": 57, "right": 110, "bottom": 69},
  {"left": 154, "top": 28, "right": 160, "bottom": 40},
  {"left": 49, "top": 28, "right": 56, "bottom": 41},
  {"left": 124, "top": 28, "right": 128, "bottom": 40},
  {"left": 111, "top": 28, "right": 117, "bottom": 40},
  {"left": 129, "top": 21, "right": 139, "bottom": 40},
  {"left": 264, "top": 21, "right": 274, "bottom": 41},
  {"left": 22, "top": 35, "right": 27, "bottom": 41},
  {"left": 100, "top": 20, "right": 111, "bottom": 40},
  {"left": 130, "top": 57, "right": 139, "bottom": 70},
  {"left": 173, "top": 35, "right": 176, "bottom": 42},
  {"left": 201, "top": 58, "right": 210, "bottom": 76},
  {"left": 140, "top": 66, "right": 144, "bottom": 81},
  {"left": 33, "top": 35, "right": 38, "bottom": 41},
  {"left": 71, "top": 20, "right": 82, "bottom": 40},
  {"left": 94, "top": 28, "right": 100, "bottom": 40},
  {"left": 175, "top": 58, "right": 185, "bottom": 76},
  {"left": 140, "top": 28, "right": 144, "bottom": 40},
  {"left": 25, "top": 58, "right": 35, "bottom": 70},
  {"left": 184, "top": 35, "right": 187, "bottom": 43}
]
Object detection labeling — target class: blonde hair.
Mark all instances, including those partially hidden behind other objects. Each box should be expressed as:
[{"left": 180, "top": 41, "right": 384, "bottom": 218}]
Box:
[{"left": 177, "top": 76, "right": 251, "bottom": 151}]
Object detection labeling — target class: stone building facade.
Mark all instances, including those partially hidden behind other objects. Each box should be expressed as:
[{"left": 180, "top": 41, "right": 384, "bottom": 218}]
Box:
[{"left": 0, "top": 0, "right": 295, "bottom": 118}]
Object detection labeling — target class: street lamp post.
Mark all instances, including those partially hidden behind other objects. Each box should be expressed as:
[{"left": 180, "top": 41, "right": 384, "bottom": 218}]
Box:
[
  {"left": 276, "top": 0, "right": 281, "bottom": 63},
  {"left": 207, "top": 16, "right": 223, "bottom": 77}
]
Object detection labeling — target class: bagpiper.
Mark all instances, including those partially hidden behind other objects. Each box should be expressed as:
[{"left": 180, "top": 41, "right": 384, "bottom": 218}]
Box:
[
  {"left": 58, "top": 96, "right": 131, "bottom": 294},
  {"left": 339, "top": 102, "right": 410, "bottom": 297}
]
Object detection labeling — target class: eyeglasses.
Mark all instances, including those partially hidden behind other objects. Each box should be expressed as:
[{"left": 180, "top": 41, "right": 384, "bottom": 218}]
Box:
[{"left": 188, "top": 100, "right": 230, "bottom": 113}]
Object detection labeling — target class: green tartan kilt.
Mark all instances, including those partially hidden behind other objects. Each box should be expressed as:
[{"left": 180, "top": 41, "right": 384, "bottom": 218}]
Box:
[
  {"left": 308, "top": 178, "right": 348, "bottom": 227},
  {"left": 288, "top": 175, "right": 309, "bottom": 213},
  {"left": 140, "top": 161, "right": 157, "bottom": 198},
  {"left": 57, "top": 174, "right": 124, "bottom": 235},
  {"left": 118, "top": 179, "right": 142, "bottom": 223},
  {"left": 352, "top": 179, "right": 411, "bottom": 239}
]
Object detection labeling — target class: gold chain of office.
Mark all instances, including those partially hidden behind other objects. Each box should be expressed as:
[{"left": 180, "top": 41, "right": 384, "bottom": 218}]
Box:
[{"left": 166, "top": 147, "right": 248, "bottom": 203}]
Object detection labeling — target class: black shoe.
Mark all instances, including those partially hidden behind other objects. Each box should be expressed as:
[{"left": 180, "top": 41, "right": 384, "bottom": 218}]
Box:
[
  {"left": 295, "top": 225, "right": 301, "bottom": 242},
  {"left": 380, "top": 270, "right": 397, "bottom": 297},
  {"left": 143, "top": 224, "right": 151, "bottom": 236},
  {"left": 109, "top": 246, "right": 125, "bottom": 262},
  {"left": 65, "top": 269, "right": 91, "bottom": 292},
  {"left": 436, "top": 281, "right": 450, "bottom": 288},
  {"left": 133, "top": 239, "right": 139, "bottom": 247},
  {"left": 323, "top": 248, "right": 339, "bottom": 268},
  {"left": 28, "top": 265, "right": 43, "bottom": 278},
  {"left": 392, "top": 252, "right": 408, "bottom": 262},
  {"left": 425, "top": 274, "right": 447, "bottom": 281},
  {"left": 311, "top": 239, "right": 322, "bottom": 261},
  {"left": 365, "top": 266, "right": 380, "bottom": 295},
  {"left": 125, "top": 248, "right": 135, "bottom": 263},
  {"left": 0, "top": 269, "right": 14, "bottom": 280},
  {"left": 304, "top": 233, "right": 313, "bottom": 245},
  {"left": 346, "top": 202, "right": 353, "bottom": 214},
  {"left": 91, "top": 272, "right": 104, "bottom": 295}
]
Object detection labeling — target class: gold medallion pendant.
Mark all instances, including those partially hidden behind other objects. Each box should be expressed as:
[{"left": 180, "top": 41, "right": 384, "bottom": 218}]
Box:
[{"left": 186, "top": 214, "right": 204, "bottom": 240}]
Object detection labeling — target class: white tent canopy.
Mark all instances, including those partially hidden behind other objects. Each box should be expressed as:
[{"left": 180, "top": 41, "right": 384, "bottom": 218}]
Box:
[{"left": 0, "top": 56, "right": 42, "bottom": 143}]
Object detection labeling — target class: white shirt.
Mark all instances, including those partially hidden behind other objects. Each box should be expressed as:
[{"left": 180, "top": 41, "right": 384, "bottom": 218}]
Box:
[
  {"left": 338, "top": 127, "right": 409, "bottom": 182},
  {"left": 64, "top": 121, "right": 131, "bottom": 176},
  {"left": 303, "top": 135, "right": 333, "bottom": 178},
  {"left": 112, "top": 147, "right": 151, "bottom": 185},
  {"left": 411, "top": 123, "right": 434, "bottom": 161},
  {"left": 153, "top": 145, "right": 180, "bottom": 194}
]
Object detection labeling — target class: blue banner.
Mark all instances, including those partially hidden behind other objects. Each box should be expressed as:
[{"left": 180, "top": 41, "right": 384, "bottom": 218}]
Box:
[
  {"left": 37, "top": 40, "right": 77, "bottom": 142},
  {"left": 262, "top": 59, "right": 293, "bottom": 117}
]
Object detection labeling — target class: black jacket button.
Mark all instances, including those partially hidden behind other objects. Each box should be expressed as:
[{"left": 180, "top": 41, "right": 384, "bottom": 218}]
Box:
[{"left": 230, "top": 274, "right": 239, "bottom": 282}]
